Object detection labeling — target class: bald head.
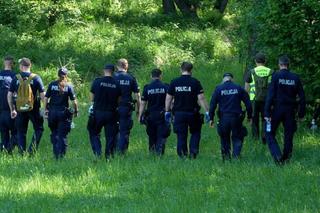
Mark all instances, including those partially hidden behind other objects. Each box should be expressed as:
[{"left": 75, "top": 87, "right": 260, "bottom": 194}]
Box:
[{"left": 117, "top": 58, "right": 128, "bottom": 72}]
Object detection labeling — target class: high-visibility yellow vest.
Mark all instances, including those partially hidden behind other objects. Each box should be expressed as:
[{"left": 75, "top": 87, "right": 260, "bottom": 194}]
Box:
[{"left": 249, "top": 66, "right": 272, "bottom": 101}]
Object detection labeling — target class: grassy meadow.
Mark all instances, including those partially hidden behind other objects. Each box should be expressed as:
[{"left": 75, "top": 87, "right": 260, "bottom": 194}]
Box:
[{"left": 0, "top": 1, "right": 320, "bottom": 212}]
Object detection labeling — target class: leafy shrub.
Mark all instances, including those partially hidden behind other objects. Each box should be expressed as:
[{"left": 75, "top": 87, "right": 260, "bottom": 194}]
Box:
[{"left": 231, "top": 0, "right": 320, "bottom": 100}]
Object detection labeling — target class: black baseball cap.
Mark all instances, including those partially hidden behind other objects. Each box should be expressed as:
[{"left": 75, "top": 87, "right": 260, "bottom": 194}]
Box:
[
  {"left": 104, "top": 64, "right": 115, "bottom": 71},
  {"left": 223, "top": 73, "right": 234, "bottom": 78},
  {"left": 58, "top": 67, "right": 68, "bottom": 76}
]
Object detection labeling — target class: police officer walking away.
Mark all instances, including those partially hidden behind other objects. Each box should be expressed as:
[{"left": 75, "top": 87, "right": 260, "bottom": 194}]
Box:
[
  {"left": 245, "top": 53, "right": 273, "bottom": 144},
  {"left": 7, "top": 58, "right": 45, "bottom": 155},
  {"left": 88, "top": 64, "right": 122, "bottom": 160},
  {"left": 0, "top": 56, "right": 17, "bottom": 153},
  {"left": 44, "top": 68, "right": 78, "bottom": 159},
  {"left": 165, "top": 62, "right": 210, "bottom": 159},
  {"left": 138, "top": 69, "right": 170, "bottom": 155},
  {"left": 114, "top": 59, "right": 140, "bottom": 154},
  {"left": 264, "top": 55, "right": 306, "bottom": 164},
  {"left": 209, "top": 73, "right": 252, "bottom": 160}
]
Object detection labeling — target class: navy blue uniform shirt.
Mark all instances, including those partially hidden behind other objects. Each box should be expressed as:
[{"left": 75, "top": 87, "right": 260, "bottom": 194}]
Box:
[
  {"left": 0, "top": 70, "right": 16, "bottom": 111},
  {"left": 113, "top": 71, "right": 139, "bottom": 106},
  {"left": 209, "top": 80, "right": 252, "bottom": 120},
  {"left": 45, "top": 81, "right": 76, "bottom": 110},
  {"left": 142, "top": 79, "right": 168, "bottom": 112},
  {"left": 91, "top": 76, "right": 121, "bottom": 111},
  {"left": 9, "top": 72, "right": 45, "bottom": 109},
  {"left": 168, "top": 75, "right": 203, "bottom": 112},
  {"left": 265, "top": 69, "right": 306, "bottom": 118}
]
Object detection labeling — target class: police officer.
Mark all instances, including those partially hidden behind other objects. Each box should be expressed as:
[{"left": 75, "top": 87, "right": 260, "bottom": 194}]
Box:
[
  {"left": 209, "top": 73, "right": 252, "bottom": 160},
  {"left": 88, "top": 64, "right": 121, "bottom": 160},
  {"left": 7, "top": 58, "right": 45, "bottom": 155},
  {"left": 138, "top": 69, "right": 170, "bottom": 155},
  {"left": 264, "top": 55, "right": 306, "bottom": 164},
  {"left": 165, "top": 62, "right": 210, "bottom": 159},
  {"left": 113, "top": 59, "right": 140, "bottom": 154},
  {"left": 245, "top": 53, "right": 273, "bottom": 144},
  {"left": 44, "top": 68, "right": 78, "bottom": 159},
  {"left": 0, "top": 56, "right": 17, "bottom": 153}
]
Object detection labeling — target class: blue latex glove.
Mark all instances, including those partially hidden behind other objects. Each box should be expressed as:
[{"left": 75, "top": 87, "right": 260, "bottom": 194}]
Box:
[
  {"left": 165, "top": 112, "right": 171, "bottom": 123},
  {"left": 205, "top": 112, "right": 210, "bottom": 123}
]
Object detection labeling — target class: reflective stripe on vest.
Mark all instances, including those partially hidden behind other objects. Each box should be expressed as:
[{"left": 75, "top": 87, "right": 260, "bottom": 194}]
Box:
[{"left": 249, "top": 66, "right": 272, "bottom": 101}]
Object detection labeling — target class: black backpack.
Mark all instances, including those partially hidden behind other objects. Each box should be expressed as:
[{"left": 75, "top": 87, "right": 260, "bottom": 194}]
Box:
[{"left": 252, "top": 70, "right": 272, "bottom": 101}]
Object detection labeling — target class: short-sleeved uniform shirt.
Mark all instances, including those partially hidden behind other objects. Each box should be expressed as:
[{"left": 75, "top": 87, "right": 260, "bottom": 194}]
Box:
[
  {"left": 113, "top": 71, "right": 139, "bottom": 107},
  {"left": 0, "top": 70, "right": 16, "bottom": 111},
  {"left": 141, "top": 79, "right": 168, "bottom": 112},
  {"left": 90, "top": 76, "right": 121, "bottom": 111},
  {"left": 9, "top": 72, "right": 45, "bottom": 110},
  {"left": 168, "top": 75, "right": 204, "bottom": 112},
  {"left": 45, "top": 80, "right": 76, "bottom": 110}
]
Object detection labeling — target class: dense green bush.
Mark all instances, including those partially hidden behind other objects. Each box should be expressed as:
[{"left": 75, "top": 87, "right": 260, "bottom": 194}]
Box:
[{"left": 231, "top": 0, "right": 320, "bottom": 100}]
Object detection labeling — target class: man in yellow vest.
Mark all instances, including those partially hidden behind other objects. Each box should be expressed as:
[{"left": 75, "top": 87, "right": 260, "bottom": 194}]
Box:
[{"left": 245, "top": 53, "right": 273, "bottom": 144}]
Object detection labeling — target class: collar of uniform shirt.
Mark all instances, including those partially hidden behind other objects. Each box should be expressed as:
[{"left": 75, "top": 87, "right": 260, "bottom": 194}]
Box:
[
  {"left": 181, "top": 73, "right": 191, "bottom": 76},
  {"left": 280, "top": 68, "right": 290, "bottom": 71}
]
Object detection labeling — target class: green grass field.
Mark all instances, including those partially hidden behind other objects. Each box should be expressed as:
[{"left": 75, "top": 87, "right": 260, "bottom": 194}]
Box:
[
  {"left": 0, "top": 1, "right": 320, "bottom": 212},
  {"left": 0, "top": 104, "right": 319, "bottom": 212}
]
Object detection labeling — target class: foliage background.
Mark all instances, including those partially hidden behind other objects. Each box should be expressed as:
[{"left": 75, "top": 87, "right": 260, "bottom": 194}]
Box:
[{"left": 0, "top": 1, "right": 319, "bottom": 212}]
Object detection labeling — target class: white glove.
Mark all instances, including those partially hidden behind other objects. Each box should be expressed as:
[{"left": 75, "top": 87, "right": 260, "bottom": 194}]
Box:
[{"left": 88, "top": 105, "right": 94, "bottom": 114}]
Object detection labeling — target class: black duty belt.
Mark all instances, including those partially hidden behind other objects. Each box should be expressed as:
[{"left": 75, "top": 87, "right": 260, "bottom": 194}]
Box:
[{"left": 221, "top": 112, "right": 240, "bottom": 117}]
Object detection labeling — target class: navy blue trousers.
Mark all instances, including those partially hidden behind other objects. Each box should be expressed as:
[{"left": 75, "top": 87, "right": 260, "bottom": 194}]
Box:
[
  {"left": 88, "top": 111, "right": 118, "bottom": 158},
  {"left": 173, "top": 112, "right": 202, "bottom": 158},
  {"left": 0, "top": 111, "right": 17, "bottom": 153},
  {"left": 117, "top": 106, "right": 133, "bottom": 154},
  {"left": 217, "top": 114, "right": 242, "bottom": 160},
  {"left": 146, "top": 112, "right": 170, "bottom": 155},
  {"left": 48, "top": 109, "right": 72, "bottom": 159},
  {"left": 16, "top": 109, "right": 44, "bottom": 155},
  {"left": 266, "top": 106, "right": 297, "bottom": 162}
]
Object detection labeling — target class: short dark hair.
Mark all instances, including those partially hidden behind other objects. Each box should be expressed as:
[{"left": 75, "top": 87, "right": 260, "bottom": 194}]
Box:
[
  {"left": 255, "top": 53, "right": 266, "bottom": 64},
  {"left": 279, "top": 55, "right": 290, "bottom": 66},
  {"left": 19, "top": 57, "right": 31, "bottom": 67},
  {"left": 181, "top": 62, "right": 193, "bottom": 72},
  {"left": 104, "top": 64, "right": 115, "bottom": 72},
  {"left": 151, "top": 68, "right": 162, "bottom": 78},
  {"left": 4, "top": 56, "right": 14, "bottom": 62}
]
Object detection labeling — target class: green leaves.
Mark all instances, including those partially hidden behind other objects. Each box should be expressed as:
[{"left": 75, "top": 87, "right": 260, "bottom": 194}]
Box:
[{"left": 233, "top": 0, "right": 320, "bottom": 101}]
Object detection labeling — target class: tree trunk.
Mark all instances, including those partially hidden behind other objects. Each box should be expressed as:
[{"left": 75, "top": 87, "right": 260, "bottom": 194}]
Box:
[
  {"left": 174, "top": 0, "right": 198, "bottom": 18},
  {"left": 162, "top": 0, "right": 176, "bottom": 14},
  {"left": 214, "top": 0, "right": 229, "bottom": 14},
  {"left": 48, "top": 0, "right": 59, "bottom": 27}
]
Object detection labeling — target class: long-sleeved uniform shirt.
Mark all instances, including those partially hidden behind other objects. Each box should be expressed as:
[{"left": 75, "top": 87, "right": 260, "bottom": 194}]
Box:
[
  {"left": 264, "top": 69, "right": 306, "bottom": 118},
  {"left": 209, "top": 80, "right": 252, "bottom": 120}
]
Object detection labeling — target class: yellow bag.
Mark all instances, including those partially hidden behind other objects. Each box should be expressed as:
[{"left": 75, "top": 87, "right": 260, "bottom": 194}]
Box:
[{"left": 16, "top": 73, "right": 36, "bottom": 112}]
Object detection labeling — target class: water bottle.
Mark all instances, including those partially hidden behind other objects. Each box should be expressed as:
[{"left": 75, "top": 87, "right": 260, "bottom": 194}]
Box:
[{"left": 266, "top": 120, "right": 271, "bottom": 133}]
